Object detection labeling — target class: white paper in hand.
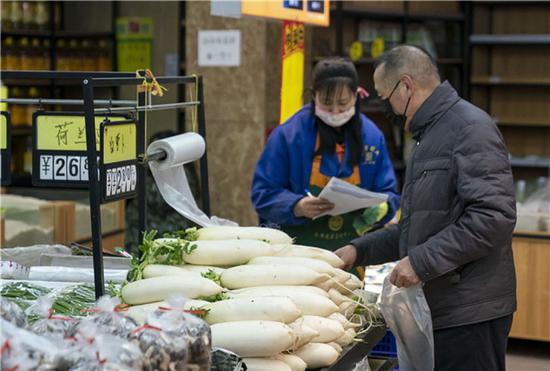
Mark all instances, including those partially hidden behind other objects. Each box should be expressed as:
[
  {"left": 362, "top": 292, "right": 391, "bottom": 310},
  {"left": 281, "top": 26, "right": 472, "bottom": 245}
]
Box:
[{"left": 314, "top": 177, "right": 388, "bottom": 219}]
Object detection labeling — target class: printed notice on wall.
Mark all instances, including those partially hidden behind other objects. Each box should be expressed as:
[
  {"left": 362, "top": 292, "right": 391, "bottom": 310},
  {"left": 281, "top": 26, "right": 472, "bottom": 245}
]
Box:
[{"left": 198, "top": 30, "right": 241, "bottom": 67}]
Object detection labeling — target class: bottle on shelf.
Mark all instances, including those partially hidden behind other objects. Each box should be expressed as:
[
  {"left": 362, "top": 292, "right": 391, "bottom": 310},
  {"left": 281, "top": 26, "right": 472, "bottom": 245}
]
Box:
[
  {"left": 68, "top": 39, "right": 82, "bottom": 71},
  {"left": 30, "top": 38, "right": 43, "bottom": 70},
  {"left": 1, "top": 1, "right": 11, "bottom": 31},
  {"left": 43, "top": 39, "right": 51, "bottom": 70},
  {"left": 81, "top": 39, "right": 96, "bottom": 71},
  {"left": 35, "top": 1, "right": 49, "bottom": 32},
  {"left": 97, "top": 39, "right": 112, "bottom": 71},
  {"left": 23, "top": 136, "right": 33, "bottom": 174},
  {"left": 19, "top": 37, "right": 33, "bottom": 70},
  {"left": 21, "top": 1, "right": 36, "bottom": 30},
  {"left": 9, "top": 1, "right": 22, "bottom": 30},
  {"left": 9, "top": 87, "right": 26, "bottom": 127},
  {"left": 1, "top": 37, "right": 20, "bottom": 70},
  {"left": 56, "top": 39, "right": 70, "bottom": 71}
]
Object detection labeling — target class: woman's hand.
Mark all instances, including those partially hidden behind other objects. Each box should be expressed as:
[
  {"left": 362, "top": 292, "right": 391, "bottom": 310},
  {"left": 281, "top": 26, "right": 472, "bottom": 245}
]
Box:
[{"left": 294, "top": 196, "right": 335, "bottom": 219}]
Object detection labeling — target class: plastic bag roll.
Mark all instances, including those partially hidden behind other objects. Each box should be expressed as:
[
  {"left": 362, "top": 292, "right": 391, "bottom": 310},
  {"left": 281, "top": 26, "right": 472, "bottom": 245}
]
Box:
[
  {"left": 147, "top": 133, "right": 237, "bottom": 227},
  {"left": 147, "top": 132, "right": 205, "bottom": 170}
]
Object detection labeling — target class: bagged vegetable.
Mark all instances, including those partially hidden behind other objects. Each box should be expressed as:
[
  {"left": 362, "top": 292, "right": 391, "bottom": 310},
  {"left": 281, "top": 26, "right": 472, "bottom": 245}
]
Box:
[
  {"left": 27, "top": 296, "right": 78, "bottom": 338},
  {"left": 78, "top": 296, "right": 139, "bottom": 338},
  {"left": 0, "top": 297, "right": 27, "bottom": 328}
]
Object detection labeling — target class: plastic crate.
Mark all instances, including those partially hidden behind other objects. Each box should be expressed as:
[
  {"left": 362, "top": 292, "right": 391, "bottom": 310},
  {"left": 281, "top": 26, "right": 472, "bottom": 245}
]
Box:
[{"left": 370, "top": 329, "right": 398, "bottom": 358}]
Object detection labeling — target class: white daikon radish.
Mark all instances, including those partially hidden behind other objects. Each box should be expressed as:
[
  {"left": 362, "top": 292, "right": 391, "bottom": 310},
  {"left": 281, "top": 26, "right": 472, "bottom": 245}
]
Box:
[
  {"left": 203, "top": 297, "right": 301, "bottom": 324},
  {"left": 315, "top": 278, "right": 335, "bottom": 292},
  {"left": 328, "top": 312, "right": 362, "bottom": 330},
  {"left": 345, "top": 274, "right": 363, "bottom": 290},
  {"left": 126, "top": 299, "right": 208, "bottom": 323},
  {"left": 328, "top": 288, "right": 350, "bottom": 306},
  {"left": 197, "top": 226, "right": 293, "bottom": 245},
  {"left": 287, "top": 322, "right": 319, "bottom": 349},
  {"left": 335, "top": 328, "right": 356, "bottom": 347},
  {"left": 339, "top": 301, "right": 357, "bottom": 318},
  {"left": 242, "top": 358, "right": 292, "bottom": 371},
  {"left": 294, "top": 343, "right": 340, "bottom": 368},
  {"left": 333, "top": 268, "right": 353, "bottom": 282},
  {"left": 175, "top": 265, "right": 226, "bottom": 276},
  {"left": 271, "top": 354, "right": 307, "bottom": 371},
  {"left": 272, "top": 244, "right": 344, "bottom": 268},
  {"left": 298, "top": 315, "right": 345, "bottom": 343},
  {"left": 143, "top": 264, "right": 202, "bottom": 279},
  {"left": 172, "top": 239, "right": 276, "bottom": 266},
  {"left": 326, "top": 342, "right": 343, "bottom": 353},
  {"left": 121, "top": 275, "right": 223, "bottom": 305},
  {"left": 221, "top": 265, "right": 327, "bottom": 289},
  {"left": 247, "top": 256, "right": 336, "bottom": 276},
  {"left": 211, "top": 321, "right": 295, "bottom": 357},
  {"left": 230, "top": 289, "right": 338, "bottom": 317},
  {"left": 231, "top": 285, "right": 329, "bottom": 298}
]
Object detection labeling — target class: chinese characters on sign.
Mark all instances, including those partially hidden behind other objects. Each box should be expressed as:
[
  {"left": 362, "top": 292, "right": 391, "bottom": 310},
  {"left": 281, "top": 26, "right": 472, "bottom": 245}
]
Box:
[
  {"left": 198, "top": 30, "right": 241, "bottom": 67},
  {"left": 1, "top": 111, "right": 11, "bottom": 185},
  {"left": 280, "top": 21, "right": 305, "bottom": 124}
]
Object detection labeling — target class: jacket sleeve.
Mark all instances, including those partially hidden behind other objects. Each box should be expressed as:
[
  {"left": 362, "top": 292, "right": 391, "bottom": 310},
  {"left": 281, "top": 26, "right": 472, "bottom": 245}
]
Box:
[
  {"left": 351, "top": 223, "right": 401, "bottom": 266},
  {"left": 372, "top": 134, "right": 400, "bottom": 223},
  {"left": 408, "top": 120, "right": 517, "bottom": 282},
  {"left": 251, "top": 127, "right": 306, "bottom": 226}
]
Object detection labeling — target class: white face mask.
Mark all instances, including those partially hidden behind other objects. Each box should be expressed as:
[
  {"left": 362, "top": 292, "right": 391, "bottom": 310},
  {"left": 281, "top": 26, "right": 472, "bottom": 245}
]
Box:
[{"left": 315, "top": 105, "right": 356, "bottom": 128}]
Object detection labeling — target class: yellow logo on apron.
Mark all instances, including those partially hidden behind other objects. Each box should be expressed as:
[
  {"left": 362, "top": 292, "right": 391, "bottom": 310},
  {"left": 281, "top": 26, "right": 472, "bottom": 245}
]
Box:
[{"left": 328, "top": 215, "right": 344, "bottom": 231}]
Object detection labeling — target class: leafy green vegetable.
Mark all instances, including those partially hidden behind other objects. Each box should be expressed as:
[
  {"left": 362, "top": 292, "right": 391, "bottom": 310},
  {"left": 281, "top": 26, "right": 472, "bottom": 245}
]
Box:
[
  {"left": 128, "top": 230, "right": 197, "bottom": 281},
  {"left": 1, "top": 282, "right": 51, "bottom": 300},
  {"left": 200, "top": 269, "right": 221, "bottom": 285},
  {"left": 199, "top": 292, "right": 230, "bottom": 303},
  {"left": 187, "top": 306, "right": 210, "bottom": 318}
]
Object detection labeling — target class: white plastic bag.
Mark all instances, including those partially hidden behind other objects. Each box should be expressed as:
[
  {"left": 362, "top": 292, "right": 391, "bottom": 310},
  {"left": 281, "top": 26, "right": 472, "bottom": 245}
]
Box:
[{"left": 379, "top": 276, "right": 434, "bottom": 371}]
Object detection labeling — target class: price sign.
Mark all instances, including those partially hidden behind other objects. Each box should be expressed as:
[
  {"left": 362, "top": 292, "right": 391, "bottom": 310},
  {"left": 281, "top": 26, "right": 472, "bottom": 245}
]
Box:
[
  {"left": 1, "top": 111, "right": 11, "bottom": 186},
  {"left": 99, "top": 118, "right": 137, "bottom": 203},
  {"left": 32, "top": 112, "right": 127, "bottom": 187}
]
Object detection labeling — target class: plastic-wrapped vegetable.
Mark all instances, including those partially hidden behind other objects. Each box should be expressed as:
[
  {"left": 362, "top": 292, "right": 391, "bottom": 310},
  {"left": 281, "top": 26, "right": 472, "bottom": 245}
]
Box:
[
  {"left": 27, "top": 297, "right": 78, "bottom": 338},
  {"left": 129, "top": 321, "right": 189, "bottom": 371},
  {"left": 0, "top": 298, "right": 27, "bottom": 328},
  {"left": 211, "top": 348, "right": 245, "bottom": 371},
  {"left": 1, "top": 281, "right": 51, "bottom": 300},
  {"left": 77, "top": 296, "right": 139, "bottom": 338},
  {"left": 0, "top": 318, "right": 61, "bottom": 370},
  {"left": 147, "top": 296, "right": 212, "bottom": 371}
]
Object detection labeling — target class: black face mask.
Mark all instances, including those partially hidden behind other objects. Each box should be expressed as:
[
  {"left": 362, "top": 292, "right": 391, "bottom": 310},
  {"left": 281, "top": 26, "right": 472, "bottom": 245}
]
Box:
[{"left": 383, "top": 80, "right": 411, "bottom": 128}]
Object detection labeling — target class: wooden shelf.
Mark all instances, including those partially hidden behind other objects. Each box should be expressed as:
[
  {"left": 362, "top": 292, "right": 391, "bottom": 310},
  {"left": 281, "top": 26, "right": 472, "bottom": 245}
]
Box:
[
  {"left": 337, "top": 8, "right": 464, "bottom": 22},
  {"left": 470, "top": 34, "right": 550, "bottom": 46},
  {"left": 496, "top": 120, "right": 550, "bottom": 128},
  {"left": 510, "top": 156, "right": 550, "bottom": 169},
  {"left": 471, "top": 76, "right": 550, "bottom": 87},
  {"left": 514, "top": 230, "right": 550, "bottom": 239}
]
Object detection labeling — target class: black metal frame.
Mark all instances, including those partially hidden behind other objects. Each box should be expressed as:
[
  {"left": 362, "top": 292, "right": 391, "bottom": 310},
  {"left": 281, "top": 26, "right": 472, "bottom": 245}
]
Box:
[{"left": 2, "top": 70, "right": 210, "bottom": 298}]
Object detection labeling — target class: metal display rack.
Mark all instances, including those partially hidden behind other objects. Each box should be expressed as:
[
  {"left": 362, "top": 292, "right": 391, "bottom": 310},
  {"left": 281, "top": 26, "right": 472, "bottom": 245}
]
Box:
[{"left": 1, "top": 70, "right": 210, "bottom": 298}]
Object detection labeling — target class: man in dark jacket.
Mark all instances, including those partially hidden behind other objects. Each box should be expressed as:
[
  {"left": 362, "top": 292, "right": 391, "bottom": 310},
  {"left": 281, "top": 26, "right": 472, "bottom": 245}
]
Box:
[{"left": 335, "top": 45, "right": 517, "bottom": 370}]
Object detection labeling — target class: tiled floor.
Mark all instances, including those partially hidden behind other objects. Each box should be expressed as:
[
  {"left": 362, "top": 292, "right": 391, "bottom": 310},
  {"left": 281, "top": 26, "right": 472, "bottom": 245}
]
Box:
[{"left": 506, "top": 339, "right": 550, "bottom": 371}]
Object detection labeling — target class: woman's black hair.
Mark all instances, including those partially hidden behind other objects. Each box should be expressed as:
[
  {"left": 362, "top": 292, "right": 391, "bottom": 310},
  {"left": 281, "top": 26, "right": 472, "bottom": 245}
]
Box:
[{"left": 311, "top": 57, "right": 363, "bottom": 167}]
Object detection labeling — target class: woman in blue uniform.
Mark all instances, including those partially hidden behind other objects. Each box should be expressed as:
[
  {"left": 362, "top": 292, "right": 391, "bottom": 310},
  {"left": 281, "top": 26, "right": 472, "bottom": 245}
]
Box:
[{"left": 251, "top": 57, "right": 399, "bottom": 277}]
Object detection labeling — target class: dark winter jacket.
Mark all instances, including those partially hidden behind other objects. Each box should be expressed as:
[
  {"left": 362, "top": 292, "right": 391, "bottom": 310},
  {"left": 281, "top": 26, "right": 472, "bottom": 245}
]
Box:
[{"left": 351, "top": 81, "right": 517, "bottom": 329}]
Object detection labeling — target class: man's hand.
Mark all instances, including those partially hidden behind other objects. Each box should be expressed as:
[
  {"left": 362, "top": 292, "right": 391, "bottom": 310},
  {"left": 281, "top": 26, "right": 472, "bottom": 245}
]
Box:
[
  {"left": 334, "top": 244, "right": 357, "bottom": 270},
  {"left": 294, "top": 196, "right": 335, "bottom": 219},
  {"left": 389, "top": 257, "right": 421, "bottom": 288}
]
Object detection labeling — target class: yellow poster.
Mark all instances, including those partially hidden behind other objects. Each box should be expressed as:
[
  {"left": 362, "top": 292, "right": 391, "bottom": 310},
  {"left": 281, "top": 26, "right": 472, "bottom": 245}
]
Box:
[
  {"left": 0, "top": 114, "right": 7, "bottom": 149},
  {"left": 280, "top": 21, "right": 305, "bottom": 124},
  {"left": 242, "top": 0, "right": 329, "bottom": 26},
  {"left": 103, "top": 123, "right": 136, "bottom": 164},
  {"left": 116, "top": 17, "right": 153, "bottom": 72},
  {"left": 36, "top": 115, "right": 126, "bottom": 151}
]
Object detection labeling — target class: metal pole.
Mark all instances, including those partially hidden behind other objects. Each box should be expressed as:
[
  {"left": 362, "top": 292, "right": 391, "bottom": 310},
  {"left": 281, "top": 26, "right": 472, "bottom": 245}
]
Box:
[
  {"left": 0, "top": 98, "right": 136, "bottom": 106},
  {"left": 137, "top": 90, "right": 147, "bottom": 254},
  {"left": 83, "top": 78, "right": 105, "bottom": 299},
  {"left": 93, "top": 101, "right": 200, "bottom": 114},
  {"left": 197, "top": 77, "right": 210, "bottom": 216}
]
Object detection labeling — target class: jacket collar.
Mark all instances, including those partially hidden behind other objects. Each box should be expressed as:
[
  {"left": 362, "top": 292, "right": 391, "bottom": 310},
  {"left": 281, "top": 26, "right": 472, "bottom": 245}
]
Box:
[{"left": 409, "top": 81, "right": 460, "bottom": 140}]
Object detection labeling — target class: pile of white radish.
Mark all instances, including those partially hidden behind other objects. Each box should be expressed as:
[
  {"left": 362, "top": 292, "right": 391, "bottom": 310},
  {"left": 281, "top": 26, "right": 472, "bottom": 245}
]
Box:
[{"left": 122, "top": 226, "right": 374, "bottom": 371}]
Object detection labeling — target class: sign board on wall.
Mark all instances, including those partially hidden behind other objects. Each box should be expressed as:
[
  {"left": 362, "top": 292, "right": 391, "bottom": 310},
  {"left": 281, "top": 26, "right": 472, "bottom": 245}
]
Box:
[
  {"left": 242, "top": 0, "right": 329, "bottom": 26},
  {"left": 198, "top": 30, "right": 241, "bottom": 67},
  {"left": 116, "top": 17, "right": 154, "bottom": 71},
  {"left": 280, "top": 21, "right": 305, "bottom": 124},
  {"left": 1, "top": 111, "right": 11, "bottom": 186}
]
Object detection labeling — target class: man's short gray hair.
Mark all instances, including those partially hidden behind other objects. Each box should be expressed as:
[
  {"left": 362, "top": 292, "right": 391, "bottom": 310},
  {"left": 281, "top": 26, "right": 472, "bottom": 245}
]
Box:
[{"left": 375, "top": 45, "right": 441, "bottom": 88}]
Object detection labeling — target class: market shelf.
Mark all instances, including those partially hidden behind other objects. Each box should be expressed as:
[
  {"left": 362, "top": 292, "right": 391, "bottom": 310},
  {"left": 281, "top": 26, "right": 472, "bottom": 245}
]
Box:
[
  {"left": 314, "top": 56, "right": 464, "bottom": 66},
  {"left": 336, "top": 8, "right": 464, "bottom": 22},
  {"left": 470, "top": 34, "right": 550, "bottom": 46},
  {"left": 12, "top": 127, "right": 33, "bottom": 136},
  {"left": 513, "top": 230, "right": 550, "bottom": 239},
  {"left": 471, "top": 76, "right": 550, "bottom": 87},
  {"left": 496, "top": 120, "right": 550, "bottom": 128},
  {"left": 510, "top": 156, "right": 550, "bottom": 169},
  {"left": 1, "top": 30, "right": 52, "bottom": 38},
  {"left": 53, "top": 31, "right": 115, "bottom": 39}
]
